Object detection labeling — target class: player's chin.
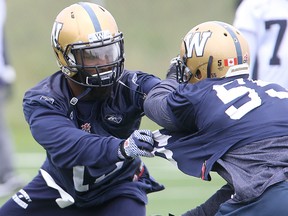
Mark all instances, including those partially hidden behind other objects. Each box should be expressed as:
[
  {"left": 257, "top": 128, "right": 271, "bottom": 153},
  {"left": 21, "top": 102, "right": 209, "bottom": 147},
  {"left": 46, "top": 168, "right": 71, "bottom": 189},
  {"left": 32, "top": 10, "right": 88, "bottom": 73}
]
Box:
[{"left": 86, "top": 86, "right": 112, "bottom": 101}]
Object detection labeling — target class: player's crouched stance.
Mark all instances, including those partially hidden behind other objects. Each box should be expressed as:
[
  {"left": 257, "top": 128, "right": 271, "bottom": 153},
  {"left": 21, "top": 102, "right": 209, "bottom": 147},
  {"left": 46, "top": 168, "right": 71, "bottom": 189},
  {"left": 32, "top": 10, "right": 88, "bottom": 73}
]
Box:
[
  {"left": 145, "top": 21, "right": 288, "bottom": 216},
  {"left": 0, "top": 2, "right": 164, "bottom": 216}
]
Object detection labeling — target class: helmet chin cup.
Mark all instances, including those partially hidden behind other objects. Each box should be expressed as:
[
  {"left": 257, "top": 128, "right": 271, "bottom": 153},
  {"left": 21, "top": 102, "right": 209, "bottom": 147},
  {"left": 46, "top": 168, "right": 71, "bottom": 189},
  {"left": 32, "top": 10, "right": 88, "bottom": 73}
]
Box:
[{"left": 85, "top": 70, "right": 116, "bottom": 87}]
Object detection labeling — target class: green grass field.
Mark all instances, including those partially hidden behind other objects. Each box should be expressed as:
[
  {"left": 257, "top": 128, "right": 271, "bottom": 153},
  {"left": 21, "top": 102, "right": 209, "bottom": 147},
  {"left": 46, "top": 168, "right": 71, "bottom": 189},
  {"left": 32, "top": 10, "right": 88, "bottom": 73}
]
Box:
[{"left": 1, "top": 0, "right": 235, "bottom": 215}]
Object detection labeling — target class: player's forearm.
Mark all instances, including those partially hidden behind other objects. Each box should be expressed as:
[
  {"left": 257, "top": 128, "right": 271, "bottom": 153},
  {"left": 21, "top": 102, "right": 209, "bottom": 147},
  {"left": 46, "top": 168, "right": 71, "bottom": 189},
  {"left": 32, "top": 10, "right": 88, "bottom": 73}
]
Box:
[
  {"left": 182, "top": 184, "right": 233, "bottom": 216},
  {"left": 144, "top": 78, "right": 178, "bottom": 131}
]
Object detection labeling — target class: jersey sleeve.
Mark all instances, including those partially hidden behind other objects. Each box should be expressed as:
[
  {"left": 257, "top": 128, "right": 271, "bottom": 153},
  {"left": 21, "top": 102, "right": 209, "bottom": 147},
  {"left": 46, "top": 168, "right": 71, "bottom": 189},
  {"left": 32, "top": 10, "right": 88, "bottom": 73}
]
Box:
[
  {"left": 23, "top": 91, "right": 123, "bottom": 169},
  {"left": 144, "top": 77, "right": 180, "bottom": 131},
  {"left": 119, "top": 70, "right": 161, "bottom": 113},
  {"left": 167, "top": 84, "right": 198, "bottom": 131}
]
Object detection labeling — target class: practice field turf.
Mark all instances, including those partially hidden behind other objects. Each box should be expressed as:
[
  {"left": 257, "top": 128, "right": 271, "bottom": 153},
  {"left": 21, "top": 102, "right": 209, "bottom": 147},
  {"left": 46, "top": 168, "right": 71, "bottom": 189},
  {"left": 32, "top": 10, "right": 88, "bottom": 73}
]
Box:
[{"left": 1, "top": 0, "right": 235, "bottom": 215}]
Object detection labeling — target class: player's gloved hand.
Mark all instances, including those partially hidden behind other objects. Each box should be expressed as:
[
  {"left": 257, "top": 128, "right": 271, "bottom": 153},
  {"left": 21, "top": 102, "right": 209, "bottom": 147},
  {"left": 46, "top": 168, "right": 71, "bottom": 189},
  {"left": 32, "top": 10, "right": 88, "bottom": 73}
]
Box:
[
  {"left": 166, "top": 55, "right": 179, "bottom": 79},
  {"left": 118, "top": 130, "right": 154, "bottom": 160}
]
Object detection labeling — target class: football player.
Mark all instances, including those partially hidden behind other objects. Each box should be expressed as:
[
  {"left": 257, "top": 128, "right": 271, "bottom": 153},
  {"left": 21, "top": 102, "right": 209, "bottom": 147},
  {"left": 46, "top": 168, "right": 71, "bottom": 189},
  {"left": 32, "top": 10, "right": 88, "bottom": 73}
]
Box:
[
  {"left": 0, "top": 2, "right": 164, "bottom": 216},
  {"left": 0, "top": 0, "right": 23, "bottom": 198},
  {"left": 234, "top": 0, "right": 288, "bottom": 88},
  {"left": 144, "top": 21, "right": 288, "bottom": 215}
]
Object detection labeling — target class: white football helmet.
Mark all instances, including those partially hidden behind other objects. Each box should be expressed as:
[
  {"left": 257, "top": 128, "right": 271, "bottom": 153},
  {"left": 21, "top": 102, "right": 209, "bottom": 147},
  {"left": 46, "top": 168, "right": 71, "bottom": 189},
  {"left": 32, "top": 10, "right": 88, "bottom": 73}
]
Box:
[
  {"left": 176, "top": 21, "right": 250, "bottom": 84},
  {"left": 51, "top": 2, "right": 124, "bottom": 87}
]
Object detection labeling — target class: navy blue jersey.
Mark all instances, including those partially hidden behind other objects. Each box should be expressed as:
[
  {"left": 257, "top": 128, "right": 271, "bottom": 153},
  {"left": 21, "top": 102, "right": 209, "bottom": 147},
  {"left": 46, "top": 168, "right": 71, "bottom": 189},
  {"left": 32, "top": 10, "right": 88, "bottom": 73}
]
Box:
[
  {"left": 22, "top": 69, "right": 163, "bottom": 207},
  {"left": 150, "top": 75, "right": 288, "bottom": 180}
]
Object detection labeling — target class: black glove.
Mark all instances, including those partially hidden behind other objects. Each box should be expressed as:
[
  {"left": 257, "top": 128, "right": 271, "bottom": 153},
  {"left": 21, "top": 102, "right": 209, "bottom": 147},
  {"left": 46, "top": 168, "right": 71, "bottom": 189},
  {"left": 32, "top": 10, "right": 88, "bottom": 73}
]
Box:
[
  {"left": 181, "top": 184, "right": 233, "bottom": 216},
  {"left": 118, "top": 130, "right": 154, "bottom": 159},
  {"left": 166, "top": 56, "right": 179, "bottom": 79}
]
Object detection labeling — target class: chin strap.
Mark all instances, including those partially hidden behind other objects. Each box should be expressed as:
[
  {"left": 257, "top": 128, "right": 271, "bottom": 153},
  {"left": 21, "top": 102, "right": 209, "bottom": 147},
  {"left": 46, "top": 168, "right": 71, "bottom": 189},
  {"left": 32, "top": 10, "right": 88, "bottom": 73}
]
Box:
[
  {"left": 67, "top": 87, "right": 92, "bottom": 119},
  {"left": 118, "top": 80, "right": 147, "bottom": 117},
  {"left": 118, "top": 80, "right": 146, "bottom": 100}
]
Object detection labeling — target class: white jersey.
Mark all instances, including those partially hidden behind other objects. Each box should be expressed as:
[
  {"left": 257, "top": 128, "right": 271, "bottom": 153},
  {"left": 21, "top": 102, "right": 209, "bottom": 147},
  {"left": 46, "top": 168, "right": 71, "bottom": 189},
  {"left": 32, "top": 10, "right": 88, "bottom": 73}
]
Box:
[
  {"left": 0, "top": 0, "right": 15, "bottom": 84},
  {"left": 233, "top": 0, "right": 288, "bottom": 88},
  {"left": 0, "top": 0, "right": 5, "bottom": 74}
]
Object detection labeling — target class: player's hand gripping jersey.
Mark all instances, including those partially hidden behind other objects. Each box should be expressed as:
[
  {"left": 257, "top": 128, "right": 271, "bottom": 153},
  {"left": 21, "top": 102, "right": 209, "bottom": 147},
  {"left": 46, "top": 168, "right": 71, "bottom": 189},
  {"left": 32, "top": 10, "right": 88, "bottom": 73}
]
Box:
[{"left": 23, "top": 70, "right": 163, "bottom": 207}]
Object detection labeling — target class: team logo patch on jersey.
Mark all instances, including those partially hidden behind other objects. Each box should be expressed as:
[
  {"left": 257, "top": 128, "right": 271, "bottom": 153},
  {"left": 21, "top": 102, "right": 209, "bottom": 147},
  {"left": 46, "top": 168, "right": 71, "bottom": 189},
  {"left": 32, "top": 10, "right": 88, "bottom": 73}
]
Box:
[
  {"left": 40, "top": 95, "right": 55, "bottom": 104},
  {"left": 81, "top": 123, "right": 91, "bottom": 133},
  {"left": 105, "top": 115, "right": 123, "bottom": 124},
  {"left": 132, "top": 73, "right": 138, "bottom": 85}
]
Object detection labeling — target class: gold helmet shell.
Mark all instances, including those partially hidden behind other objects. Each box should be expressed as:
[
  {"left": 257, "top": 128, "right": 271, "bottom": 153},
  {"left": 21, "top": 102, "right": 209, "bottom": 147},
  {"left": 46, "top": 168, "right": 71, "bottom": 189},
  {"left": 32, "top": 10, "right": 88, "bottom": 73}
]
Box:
[
  {"left": 176, "top": 21, "right": 250, "bottom": 84},
  {"left": 51, "top": 2, "right": 124, "bottom": 87}
]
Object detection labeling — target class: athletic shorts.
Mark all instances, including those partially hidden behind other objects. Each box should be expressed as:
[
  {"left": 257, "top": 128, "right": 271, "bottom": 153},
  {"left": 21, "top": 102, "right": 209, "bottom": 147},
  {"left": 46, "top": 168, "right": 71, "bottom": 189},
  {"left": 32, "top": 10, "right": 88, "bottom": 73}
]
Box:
[
  {"left": 215, "top": 181, "right": 288, "bottom": 216},
  {"left": 0, "top": 172, "right": 145, "bottom": 216}
]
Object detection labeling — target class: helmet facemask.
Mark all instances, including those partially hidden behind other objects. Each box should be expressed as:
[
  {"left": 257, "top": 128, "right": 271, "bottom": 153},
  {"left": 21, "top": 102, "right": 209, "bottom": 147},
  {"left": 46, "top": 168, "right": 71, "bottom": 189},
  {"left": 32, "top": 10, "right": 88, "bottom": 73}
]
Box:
[
  {"left": 51, "top": 2, "right": 126, "bottom": 89},
  {"left": 63, "top": 32, "right": 124, "bottom": 88},
  {"left": 176, "top": 55, "right": 193, "bottom": 83}
]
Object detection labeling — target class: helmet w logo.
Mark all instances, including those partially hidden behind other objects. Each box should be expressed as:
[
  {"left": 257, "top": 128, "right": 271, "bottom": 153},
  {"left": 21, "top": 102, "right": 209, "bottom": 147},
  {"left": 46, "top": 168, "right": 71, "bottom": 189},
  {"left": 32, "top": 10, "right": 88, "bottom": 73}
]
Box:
[
  {"left": 51, "top": 22, "right": 63, "bottom": 51},
  {"left": 185, "top": 31, "right": 212, "bottom": 58}
]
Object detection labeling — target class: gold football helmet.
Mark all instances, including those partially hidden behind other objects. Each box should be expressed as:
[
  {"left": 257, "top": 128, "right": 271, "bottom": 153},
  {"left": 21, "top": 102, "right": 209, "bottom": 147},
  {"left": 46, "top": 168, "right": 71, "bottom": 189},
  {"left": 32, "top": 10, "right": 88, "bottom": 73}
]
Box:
[
  {"left": 51, "top": 2, "right": 124, "bottom": 87},
  {"left": 176, "top": 21, "right": 250, "bottom": 84}
]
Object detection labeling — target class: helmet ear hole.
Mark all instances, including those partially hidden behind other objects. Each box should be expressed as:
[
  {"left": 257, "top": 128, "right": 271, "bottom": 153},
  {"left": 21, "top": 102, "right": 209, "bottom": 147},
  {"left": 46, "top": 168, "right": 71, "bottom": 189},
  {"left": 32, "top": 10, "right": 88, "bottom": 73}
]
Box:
[{"left": 195, "top": 69, "right": 202, "bottom": 79}]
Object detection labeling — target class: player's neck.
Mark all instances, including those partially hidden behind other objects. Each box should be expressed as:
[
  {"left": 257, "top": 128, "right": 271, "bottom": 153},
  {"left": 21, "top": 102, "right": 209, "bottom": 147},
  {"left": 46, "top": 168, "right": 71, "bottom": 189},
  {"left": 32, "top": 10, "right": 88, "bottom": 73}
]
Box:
[{"left": 67, "top": 79, "right": 85, "bottom": 97}]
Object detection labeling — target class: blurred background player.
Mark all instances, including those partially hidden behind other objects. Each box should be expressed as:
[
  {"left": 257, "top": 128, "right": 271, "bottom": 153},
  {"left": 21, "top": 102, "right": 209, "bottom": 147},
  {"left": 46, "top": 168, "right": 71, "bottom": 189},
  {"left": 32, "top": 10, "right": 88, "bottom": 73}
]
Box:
[
  {"left": 0, "top": 2, "right": 164, "bottom": 215},
  {"left": 234, "top": 0, "right": 288, "bottom": 87},
  {"left": 145, "top": 21, "right": 288, "bottom": 215},
  {"left": 0, "top": 0, "right": 23, "bottom": 198},
  {"left": 235, "top": 0, "right": 243, "bottom": 9}
]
